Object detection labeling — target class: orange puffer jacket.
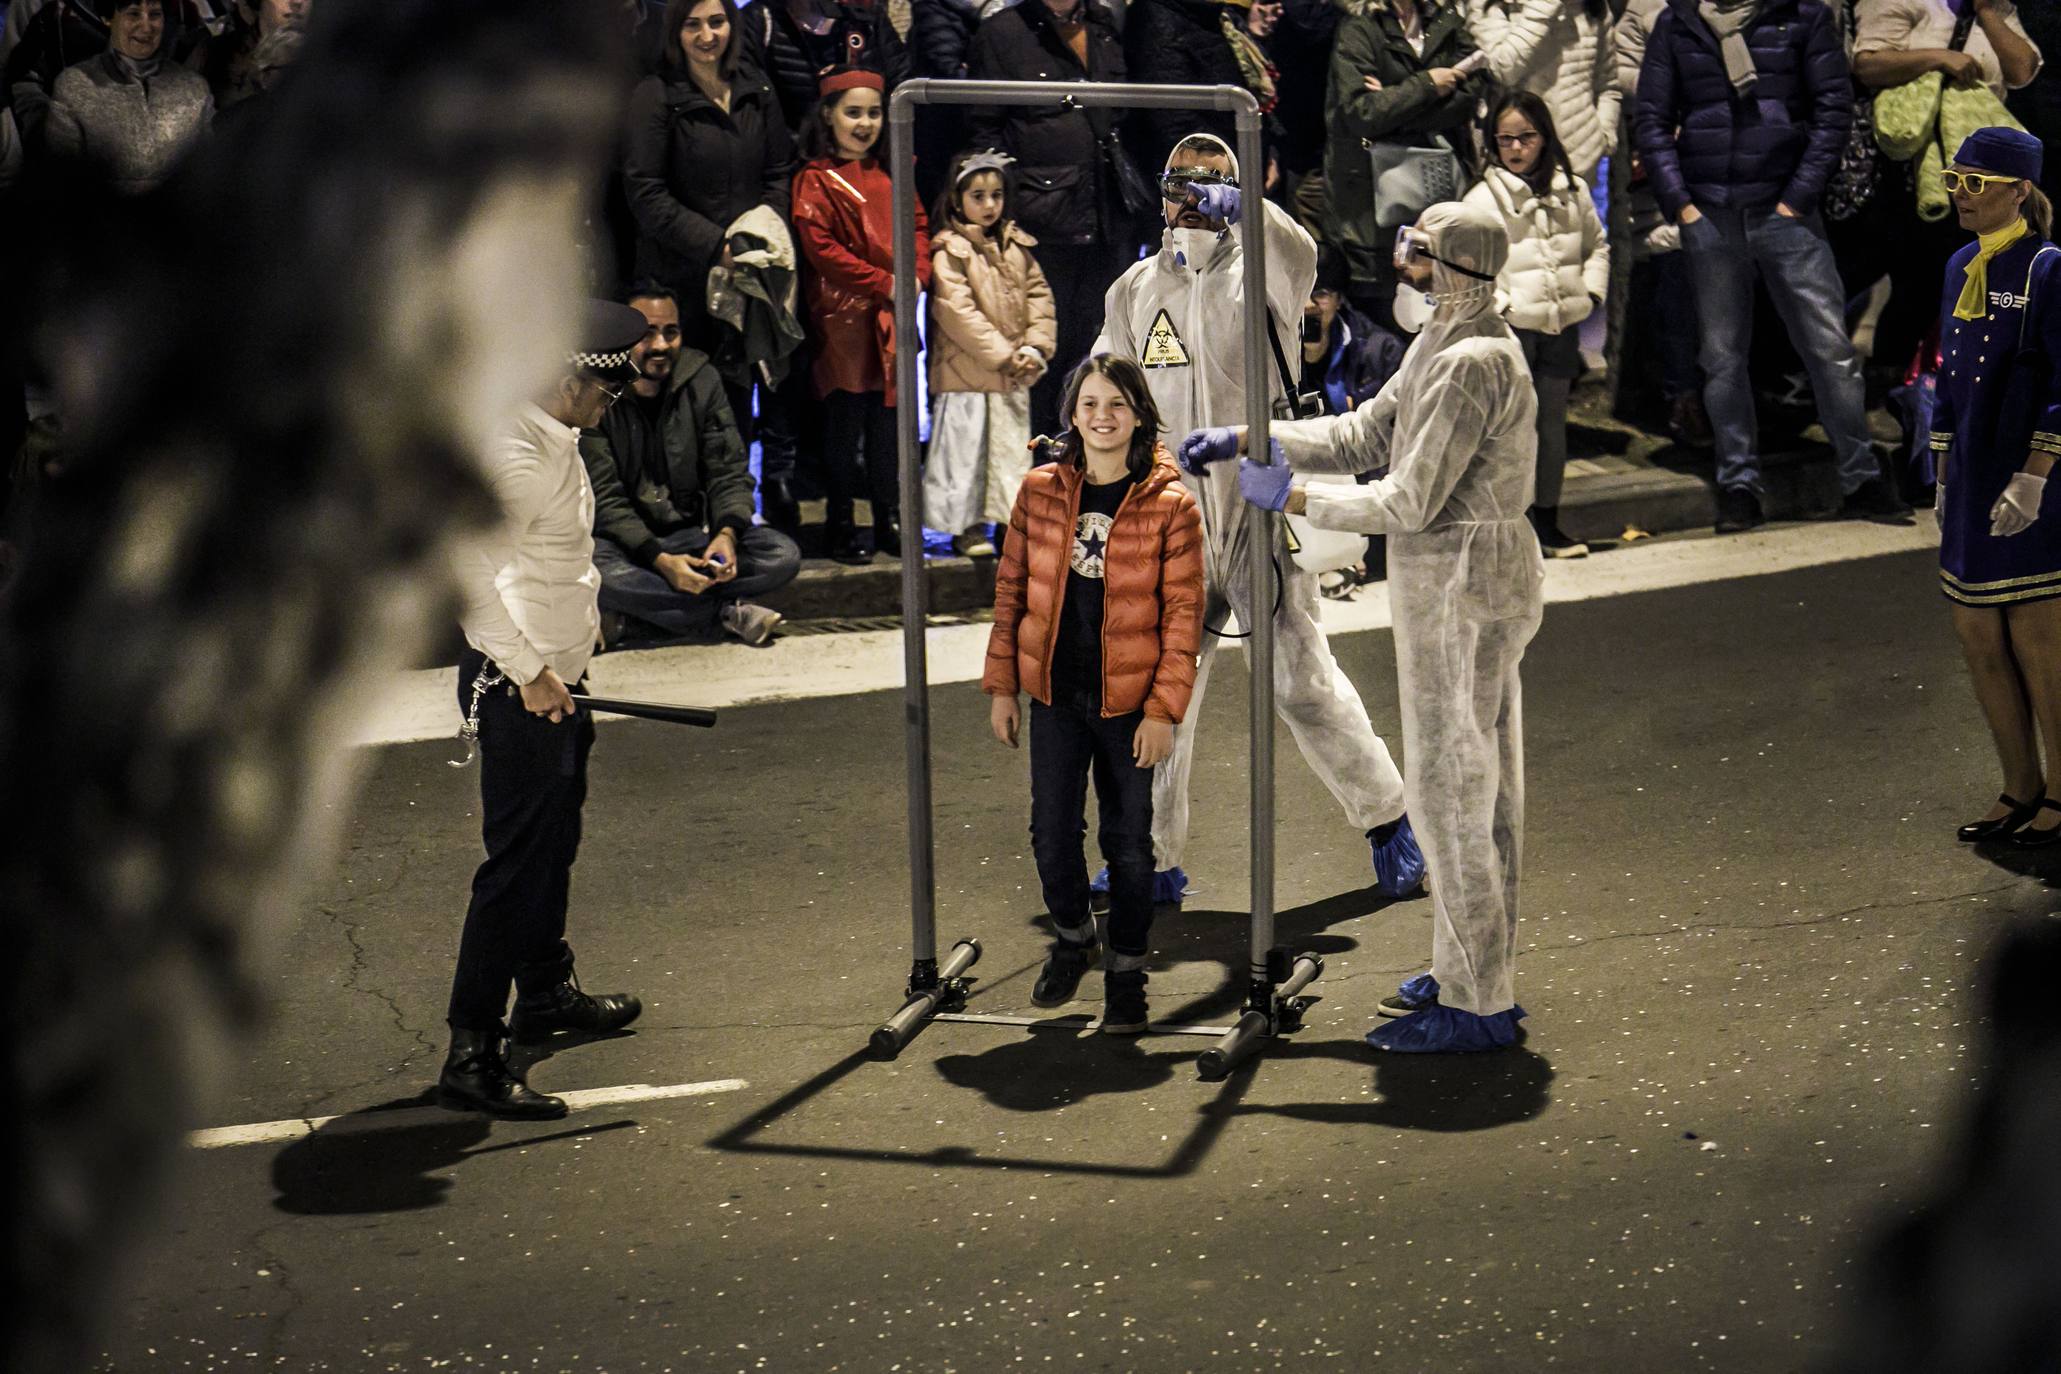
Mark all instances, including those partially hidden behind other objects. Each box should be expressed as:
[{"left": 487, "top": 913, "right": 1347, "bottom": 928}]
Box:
[{"left": 983, "top": 451, "right": 1205, "bottom": 722}]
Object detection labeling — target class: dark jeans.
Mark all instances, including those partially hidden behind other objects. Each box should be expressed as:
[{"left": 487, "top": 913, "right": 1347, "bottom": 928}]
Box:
[
  {"left": 447, "top": 650, "right": 592, "bottom": 1031},
  {"left": 1029, "top": 691, "right": 1155, "bottom": 959},
  {"left": 1638, "top": 249, "right": 1704, "bottom": 402},
  {"left": 592, "top": 524, "right": 802, "bottom": 636},
  {"left": 823, "top": 388, "right": 898, "bottom": 523},
  {"left": 1031, "top": 240, "right": 1137, "bottom": 435}
]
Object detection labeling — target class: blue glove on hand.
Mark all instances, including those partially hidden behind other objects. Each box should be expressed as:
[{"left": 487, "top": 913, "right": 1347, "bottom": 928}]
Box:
[
  {"left": 1178, "top": 427, "right": 1241, "bottom": 473},
  {"left": 1189, "top": 182, "right": 1243, "bottom": 225},
  {"left": 1238, "top": 449, "right": 1295, "bottom": 512}
]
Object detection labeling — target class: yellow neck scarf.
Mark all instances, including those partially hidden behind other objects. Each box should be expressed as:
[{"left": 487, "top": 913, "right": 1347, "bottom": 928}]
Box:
[{"left": 1956, "top": 219, "right": 2031, "bottom": 322}]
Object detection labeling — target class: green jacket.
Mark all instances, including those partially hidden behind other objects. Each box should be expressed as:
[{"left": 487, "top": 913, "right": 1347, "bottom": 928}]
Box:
[
  {"left": 578, "top": 349, "right": 755, "bottom": 568},
  {"left": 1323, "top": 0, "right": 1492, "bottom": 288}
]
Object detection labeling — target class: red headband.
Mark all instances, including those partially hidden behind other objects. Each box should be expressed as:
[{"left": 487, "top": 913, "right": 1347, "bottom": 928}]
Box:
[{"left": 818, "top": 69, "right": 884, "bottom": 100}]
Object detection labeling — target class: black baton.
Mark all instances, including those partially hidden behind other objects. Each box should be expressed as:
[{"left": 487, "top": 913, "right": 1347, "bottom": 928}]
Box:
[{"left": 577, "top": 696, "right": 718, "bottom": 728}]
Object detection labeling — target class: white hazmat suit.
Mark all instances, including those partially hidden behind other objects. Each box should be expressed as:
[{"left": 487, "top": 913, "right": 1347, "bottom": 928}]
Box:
[
  {"left": 1272, "top": 202, "right": 1544, "bottom": 1027},
  {"left": 1094, "top": 137, "right": 1408, "bottom": 878}
]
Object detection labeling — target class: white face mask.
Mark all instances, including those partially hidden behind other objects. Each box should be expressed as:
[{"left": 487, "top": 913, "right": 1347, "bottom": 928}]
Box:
[
  {"left": 1166, "top": 226, "right": 1222, "bottom": 270},
  {"left": 1392, "top": 282, "right": 1436, "bottom": 334}
]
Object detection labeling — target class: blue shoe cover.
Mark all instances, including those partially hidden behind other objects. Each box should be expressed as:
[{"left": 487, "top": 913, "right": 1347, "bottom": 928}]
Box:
[
  {"left": 1365, "top": 1002, "right": 1526, "bottom": 1053},
  {"left": 1091, "top": 866, "right": 1189, "bottom": 903},
  {"left": 1368, "top": 814, "right": 1426, "bottom": 897},
  {"left": 1393, "top": 972, "right": 1439, "bottom": 1009}
]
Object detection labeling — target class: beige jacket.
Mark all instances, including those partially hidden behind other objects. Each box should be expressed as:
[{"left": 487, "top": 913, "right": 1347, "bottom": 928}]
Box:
[{"left": 928, "top": 222, "right": 1058, "bottom": 395}]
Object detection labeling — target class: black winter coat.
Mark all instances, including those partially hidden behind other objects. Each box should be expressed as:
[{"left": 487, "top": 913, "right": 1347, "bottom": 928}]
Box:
[
  {"left": 622, "top": 66, "right": 797, "bottom": 326},
  {"left": 4, "top": 0, "right": 107, "bottom": 150},
  {"left": 1122, "top": 0, "right": 1249, "bottom": 174},
  {"left": 910, "top": 0, "right": 981, "bottom": 202},
  {"left": 738, "top": 0, "right": 911, "bottom": 133},
  {"left": 1323, "top": 0, "right": 1491, "bottom": 289},
  {"left": 579, "top": 350, "right": 757, "bottom": 566},
  {"left": 1268, "top": 0, "right": 1338, "bottom": 176},
  {"left": 964, "top": 0, "right": 1131, "bottom": 246},
  {"left": 1633, "top": 0, "right": 1851, "bottom": 219}
]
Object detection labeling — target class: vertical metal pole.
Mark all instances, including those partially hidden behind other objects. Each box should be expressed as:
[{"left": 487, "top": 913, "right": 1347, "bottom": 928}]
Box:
[
  {"left": 1235, "top": 104, "right": 1273, "bottom": 1000},
  {"left": 890, "top": 84, "right": 937, "bottom": 971}
]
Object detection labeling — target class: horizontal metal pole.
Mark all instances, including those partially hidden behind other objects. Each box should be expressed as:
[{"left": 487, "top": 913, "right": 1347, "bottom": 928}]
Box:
[
  {"left": 891, "top": 78, "right": 1261, "bottom": 116},
  {"left": 935, "top": 1012, "right": 1233, "bottom": 1039}
]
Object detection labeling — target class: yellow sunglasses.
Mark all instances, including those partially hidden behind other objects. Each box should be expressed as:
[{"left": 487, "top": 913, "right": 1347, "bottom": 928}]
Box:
[{"left": 1940, "top": 169, "right": 2022, "bottom": 195}]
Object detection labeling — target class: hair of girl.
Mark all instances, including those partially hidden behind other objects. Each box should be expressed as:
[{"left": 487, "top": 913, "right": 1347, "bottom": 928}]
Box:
[
  {"left": 662, "top": 0, "right": 741, "bottom": 82},
  {"left": 1056, "top": 353, "right": 1164, "bottom": 481},
  {"left": 800, "top": 65, "right": 884, "bottom": 161},
  {"left": 1483, "top": 88, "right": 1575, "bottom": 201},
  {"left": 930, "top": 149, "right": 1015, "bottom": 231},
  {"left": 2027, "top": 184, "right": 2055, "bottom": 240}
]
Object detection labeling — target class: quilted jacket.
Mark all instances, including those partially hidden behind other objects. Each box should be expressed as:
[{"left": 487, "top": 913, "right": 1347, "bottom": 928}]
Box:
[
  {"left": 984, "top": 452, "right": 1205, "bottom": 722},
  {"left": 928, "top": 222, "right": 1058, "bottom": 394},
  {"left": 1467, "top": 0, "right": 1621, "bottom": 180},
  {"left": 1632, "top": 0, "right": 1853, "bottom": 219},
  {"left": 1462, "top": 165, "right": 1609, "bottom": 335}
]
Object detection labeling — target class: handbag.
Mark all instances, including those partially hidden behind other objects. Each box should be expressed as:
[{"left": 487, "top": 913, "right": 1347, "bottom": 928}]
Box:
[
  {"left": 1872, "top": 6, "right": 1977, "bottom": 163},
  {"left": 1823, "top": 0, "right": 1880, "bottom": 222},
  {"left": 1365, "top": 136, "right": 1463, "bottom": 236},
  {"left": 1918, "top": 83, "right": 2029, "bottom": 221}
]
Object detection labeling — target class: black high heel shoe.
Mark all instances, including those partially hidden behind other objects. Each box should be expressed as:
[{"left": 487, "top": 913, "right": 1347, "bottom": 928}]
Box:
[
  {"left": 1958, "top": 792, "right": 2042, "bottom": 843},
  {"left": 2010, "top": 798, "right": 2061, "bottom": 849}
]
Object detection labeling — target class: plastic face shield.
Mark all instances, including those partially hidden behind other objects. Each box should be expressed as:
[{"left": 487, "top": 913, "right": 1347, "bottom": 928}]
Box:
[{"left": 1161, "top": 165, "right": 1234, "bottom": 205}]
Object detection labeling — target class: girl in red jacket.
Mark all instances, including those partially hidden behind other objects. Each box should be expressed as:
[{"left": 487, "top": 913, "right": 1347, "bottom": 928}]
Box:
[
  {"left": 984, "top": 354, "right": 1205, "bottom": 1034},
  {"left": 792, "top": 66, "right": 931, "bottom": 562}
]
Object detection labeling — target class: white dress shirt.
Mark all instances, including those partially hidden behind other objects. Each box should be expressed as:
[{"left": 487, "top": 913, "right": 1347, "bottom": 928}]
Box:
[{"left": 455, "top": 403, "right": 601, "bottom": 687}]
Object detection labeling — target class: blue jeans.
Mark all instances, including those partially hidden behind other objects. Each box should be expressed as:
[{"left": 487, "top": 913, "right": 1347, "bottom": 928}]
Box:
[
  {"left": 592, "top": 525, "right": 801, "bottom": 636},
  {"left": 1680, "top": 204, "right": 1878, "bottom": 496}
]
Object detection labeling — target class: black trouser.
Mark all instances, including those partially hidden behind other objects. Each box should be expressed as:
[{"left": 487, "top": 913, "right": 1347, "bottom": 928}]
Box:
[
  {"left": 1031, "top": 240, "right": 1137, "bottom": 435},
  {"left": 822, "top": 388, "right": 897, "bottom": 525},
  {"left": 1028, "top": 690, "right": 1155, "bottom": 959},
  {"left": 447, "top": 650, "right": 592, "bottom": 1032}
]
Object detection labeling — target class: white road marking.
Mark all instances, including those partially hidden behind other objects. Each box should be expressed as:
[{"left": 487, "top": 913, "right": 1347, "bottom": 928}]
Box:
[
  {"left": 186, "top": 1078, "right": 749, "bottom": 1149},
  {"left": 357, "top": 519, "right": 1938, "bottom": 747}
]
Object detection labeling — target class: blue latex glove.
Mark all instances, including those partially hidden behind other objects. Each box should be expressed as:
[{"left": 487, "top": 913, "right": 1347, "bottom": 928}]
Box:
[
  {"left": 1238, "top": 452, "right": 1294, "bottom": 512},
  {"left": 1189, "top": 182, "right": 1242, "bottom": 225},
  {"left": 1177, "top": 426, "right": 1240, "bottom": 473}
]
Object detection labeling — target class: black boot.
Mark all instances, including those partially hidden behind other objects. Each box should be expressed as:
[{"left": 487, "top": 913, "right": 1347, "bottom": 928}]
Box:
[
  {"left": 437, "top": 1027, "right": 567, "bottom": 1119},
  {"left": 508, "top": 978, "right": 642, "bottom": 1044},
  {"left": 825, "top": 501, "right": 869, "bottom": 564},
  {"left": 761, "top": 476, "right": 801, "bottom": 535},
  {"left": 873, "top": 515, "right": 903, "bottom": 558}
]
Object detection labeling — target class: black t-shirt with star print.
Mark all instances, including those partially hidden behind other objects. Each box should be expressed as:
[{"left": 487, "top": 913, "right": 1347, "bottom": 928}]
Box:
[{"left": 1052, "top": 473, "right": 1137, "bottom": 699}]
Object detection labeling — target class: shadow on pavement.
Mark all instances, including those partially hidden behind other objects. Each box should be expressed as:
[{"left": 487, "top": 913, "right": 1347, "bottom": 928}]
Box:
[
  {"left": 270, "top": 1096, "right": 637, "bottom": 1216},
  {"left": 1231, "top": 1039, "right": 1555, "bottom": 1133},
  {"left": 933, "top": 1030, "right": 1179, "bottom": 1109}
]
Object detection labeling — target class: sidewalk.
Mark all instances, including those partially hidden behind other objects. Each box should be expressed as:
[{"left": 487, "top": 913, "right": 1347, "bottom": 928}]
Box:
[{"left": 747, "top": 380, "right": 1914, "bottom": 627}]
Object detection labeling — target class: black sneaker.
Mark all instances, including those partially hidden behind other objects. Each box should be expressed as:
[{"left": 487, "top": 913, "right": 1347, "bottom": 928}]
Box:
[
  {"left": 1031, "top": 936, "right": 1098, "bottom": 1007},
  {"left": 1100, "top": 970, "right": 1149, "bottom": 1035},
  {"left": 1714, "top": 486, "right": 1764, "bottom": 535},
  {"left": 508, "top": 979, "right": 643, "bottom": 1044},
  {"left": 1838, "top": 476, "right": 1913, "bottom": 522}
]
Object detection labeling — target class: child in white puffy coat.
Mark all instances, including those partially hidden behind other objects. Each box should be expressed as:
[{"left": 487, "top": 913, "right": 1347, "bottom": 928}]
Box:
[{"left": 1462, "top": 89, "right": 1608, "bottom": 558}]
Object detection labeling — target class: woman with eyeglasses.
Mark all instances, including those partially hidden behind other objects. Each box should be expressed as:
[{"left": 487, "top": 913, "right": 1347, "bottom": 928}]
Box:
[{"left": 1929, "top": 128, "right": 2061, "bottom": 848}]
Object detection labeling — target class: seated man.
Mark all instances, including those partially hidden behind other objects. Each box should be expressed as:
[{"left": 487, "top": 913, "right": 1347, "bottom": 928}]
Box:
[
  {"left": 581, "top": 284, "right": 801, "bottom": 646},
  {"left": 1301, "top": 249, "right": 1403, "bottom": 418}
]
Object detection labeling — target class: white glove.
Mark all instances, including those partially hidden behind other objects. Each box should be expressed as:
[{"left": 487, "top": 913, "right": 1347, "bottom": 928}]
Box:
[{"left": 1990, "top": 471, "right": 2047, "bottom": 538}]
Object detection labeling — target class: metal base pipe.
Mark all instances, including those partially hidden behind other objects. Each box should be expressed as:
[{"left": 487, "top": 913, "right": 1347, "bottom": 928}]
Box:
[{"left": 869, "top": 939, "right": 982, "bottom": 1060}]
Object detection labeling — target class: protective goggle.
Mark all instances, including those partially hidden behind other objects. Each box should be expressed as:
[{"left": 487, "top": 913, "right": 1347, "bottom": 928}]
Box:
[
  {"left": 1940, "top": 168, "right": 2023, "bottom": 195},
  {"left": 1161, "top": 165, "right": 1235, "bottom": 203},
  {"left": 1393, "top": 225, "right": 1497, "bottom": 281}
]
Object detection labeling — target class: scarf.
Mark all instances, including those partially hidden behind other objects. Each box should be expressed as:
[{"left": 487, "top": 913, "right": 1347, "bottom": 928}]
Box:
[
  {"left": 1221, "top": 12, "right": 1277, "bottom": 113},
  {"left": 1700, "top": 0, "right": 1760, "bottom": 97},
  {"left": 1957, "top": 218, "right": 2031, "bottom": 322},
  {"left": 112, "top": 49, "right": 164, "bottom": 82}
]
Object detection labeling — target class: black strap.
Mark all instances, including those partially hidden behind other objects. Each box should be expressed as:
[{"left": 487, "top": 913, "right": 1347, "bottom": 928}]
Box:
[
  {"left": 1950, "top": 4, "right": 1977, "bottom": 53},
  {"left": 1266, "top": 313, "right": 1300, "bottom": 405}
]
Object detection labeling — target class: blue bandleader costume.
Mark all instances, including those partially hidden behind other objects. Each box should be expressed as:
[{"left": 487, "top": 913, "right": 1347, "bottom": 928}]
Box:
[{"left": 1932, "top": 133, "right": 2061, "bottom": 607}]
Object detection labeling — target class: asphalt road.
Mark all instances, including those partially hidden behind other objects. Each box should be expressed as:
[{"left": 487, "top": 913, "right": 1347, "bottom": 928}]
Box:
[{"left": 96, "top": 546, "right": 2058, "bottom": 1372}]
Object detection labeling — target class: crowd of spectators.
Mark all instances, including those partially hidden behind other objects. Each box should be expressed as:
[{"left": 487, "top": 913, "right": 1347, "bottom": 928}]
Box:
[{"left": 1, "top": 0, "right": 2054, "bottom": 639}]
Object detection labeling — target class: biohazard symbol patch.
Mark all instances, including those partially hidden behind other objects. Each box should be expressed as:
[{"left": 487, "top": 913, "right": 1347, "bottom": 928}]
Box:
[{"left": 1141, "top": 309, "right": 1190, "bottom": 368}]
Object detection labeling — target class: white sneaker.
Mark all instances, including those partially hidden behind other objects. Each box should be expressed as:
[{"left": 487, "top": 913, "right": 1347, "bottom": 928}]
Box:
[{"left": 718, "top": 601, "right": 783, "bottom": 646}]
